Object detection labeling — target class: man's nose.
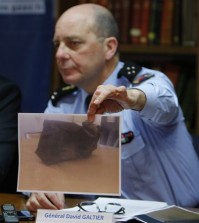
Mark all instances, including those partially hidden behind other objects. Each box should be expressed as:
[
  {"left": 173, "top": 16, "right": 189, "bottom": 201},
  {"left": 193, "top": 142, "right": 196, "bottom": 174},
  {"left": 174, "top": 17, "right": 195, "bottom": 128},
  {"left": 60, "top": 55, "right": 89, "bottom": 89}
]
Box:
[{"left": 56, "top": 43, "right": 70, "bottom": 59}]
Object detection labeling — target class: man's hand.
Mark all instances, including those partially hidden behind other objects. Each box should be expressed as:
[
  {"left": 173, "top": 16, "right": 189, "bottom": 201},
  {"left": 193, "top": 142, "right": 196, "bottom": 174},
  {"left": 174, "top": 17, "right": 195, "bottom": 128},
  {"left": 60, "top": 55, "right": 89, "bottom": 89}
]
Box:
[
  {"left": 87, "top": 85, "right": 146, "bottom": 122},
  {"left": 26, "top": 193, "right": 65, "bottom": 212}
]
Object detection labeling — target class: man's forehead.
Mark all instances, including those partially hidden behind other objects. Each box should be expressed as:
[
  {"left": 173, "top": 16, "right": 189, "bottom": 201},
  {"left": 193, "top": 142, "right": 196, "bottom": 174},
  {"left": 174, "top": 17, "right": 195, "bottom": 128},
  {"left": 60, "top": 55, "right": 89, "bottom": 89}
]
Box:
[
  {"left": 58, "top": 8, "right": 93, "bottom": 25},
  {"left": 54, "top": 16, "right": 95, "bottom": 38},
  {"left": 57, "top": 14, "right": 93, "bottom": 31},
  {"left": 61, "top": 4, "right": 94, "bottom": 18},
  {"left": 55, "top": 25, "right": 92, "bottom": 38}
]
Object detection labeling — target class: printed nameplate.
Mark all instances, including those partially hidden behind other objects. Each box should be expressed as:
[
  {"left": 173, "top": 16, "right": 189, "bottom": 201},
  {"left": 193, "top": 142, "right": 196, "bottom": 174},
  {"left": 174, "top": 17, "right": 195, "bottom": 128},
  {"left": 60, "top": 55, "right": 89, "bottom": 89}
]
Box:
[{"left": 36, "top": 210, "right": 115, "bottom": 223}]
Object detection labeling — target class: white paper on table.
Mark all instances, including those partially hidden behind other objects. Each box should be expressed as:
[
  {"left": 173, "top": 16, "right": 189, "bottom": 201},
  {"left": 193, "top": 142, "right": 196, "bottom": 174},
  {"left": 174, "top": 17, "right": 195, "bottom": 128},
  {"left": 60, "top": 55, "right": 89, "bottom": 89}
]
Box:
[{"left": 62, "top": 197, "right": 168, "bottom": 222}]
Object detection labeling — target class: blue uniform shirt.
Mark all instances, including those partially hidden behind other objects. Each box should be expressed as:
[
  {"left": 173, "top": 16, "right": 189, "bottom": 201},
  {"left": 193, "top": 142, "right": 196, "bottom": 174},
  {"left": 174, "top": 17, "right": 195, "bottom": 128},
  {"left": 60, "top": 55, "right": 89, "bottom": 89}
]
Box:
[{"left": 45, "top": 61, "right": 199, "bottom": 207}]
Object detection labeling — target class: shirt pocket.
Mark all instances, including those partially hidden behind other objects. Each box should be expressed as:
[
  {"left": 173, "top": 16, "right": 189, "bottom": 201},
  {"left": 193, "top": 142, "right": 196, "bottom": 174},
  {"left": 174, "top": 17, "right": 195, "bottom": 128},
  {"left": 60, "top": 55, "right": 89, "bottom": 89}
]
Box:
[
  {"left": 121, "top": 133, "right": 158, "bottom": 185},
  {"left": 122, "top": 133, "right": 145, "bottom": 159}
]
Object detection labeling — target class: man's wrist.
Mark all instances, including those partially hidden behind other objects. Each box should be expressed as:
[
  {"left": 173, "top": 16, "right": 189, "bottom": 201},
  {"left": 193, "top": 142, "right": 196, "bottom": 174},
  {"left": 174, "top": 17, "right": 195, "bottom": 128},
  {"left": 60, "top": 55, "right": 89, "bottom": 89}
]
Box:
[{"left": 127, "top": 88, "right": 146, "bottom": 111}]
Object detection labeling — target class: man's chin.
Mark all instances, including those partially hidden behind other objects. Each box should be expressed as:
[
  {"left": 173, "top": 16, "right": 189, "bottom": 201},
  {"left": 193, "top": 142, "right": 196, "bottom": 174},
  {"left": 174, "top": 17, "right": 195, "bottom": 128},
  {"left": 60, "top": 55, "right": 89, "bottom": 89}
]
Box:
[
  {"left": 60, "top": 71, "right": 82, "bottom": 86},
  {"left": 62, "top": 77, "right": 79, "bottom": 86}
]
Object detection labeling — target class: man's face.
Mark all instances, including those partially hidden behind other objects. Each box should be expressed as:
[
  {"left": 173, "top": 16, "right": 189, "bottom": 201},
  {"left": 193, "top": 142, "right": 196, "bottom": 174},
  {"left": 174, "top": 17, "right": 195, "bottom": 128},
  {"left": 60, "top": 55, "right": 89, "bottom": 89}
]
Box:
[{"left": 53, "top": 12, "right": 107, "bottom": 91}]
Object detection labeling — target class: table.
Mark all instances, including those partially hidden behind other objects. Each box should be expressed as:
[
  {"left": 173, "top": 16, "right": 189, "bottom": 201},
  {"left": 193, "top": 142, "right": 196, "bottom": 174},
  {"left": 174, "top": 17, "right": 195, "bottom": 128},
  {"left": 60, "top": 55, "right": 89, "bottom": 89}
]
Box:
[
  {"left": 0, "top": 193, "right": 27, "bottom": 210},
  {"left": 0, "top": 193, "right": 83, "bottom": 210},
  {"left": 0, "top": 193, "right": 84, "bottom": 223},
  {"left": 0, "top": 193, "right": 198, "bottom": 223}
]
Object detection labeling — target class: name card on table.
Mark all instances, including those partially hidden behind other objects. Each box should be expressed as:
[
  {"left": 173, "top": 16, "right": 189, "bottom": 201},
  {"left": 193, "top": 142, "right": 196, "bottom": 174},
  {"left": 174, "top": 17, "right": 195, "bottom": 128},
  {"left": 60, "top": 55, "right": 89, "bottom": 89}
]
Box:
[{"left": 36, "top": 210, "right": 115, "bottom": 223}]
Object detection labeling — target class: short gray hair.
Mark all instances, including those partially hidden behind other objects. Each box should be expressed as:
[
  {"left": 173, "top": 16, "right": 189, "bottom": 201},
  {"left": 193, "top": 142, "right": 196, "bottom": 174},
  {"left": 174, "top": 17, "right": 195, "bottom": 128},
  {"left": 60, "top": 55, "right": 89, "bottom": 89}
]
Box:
[{"left": 92, "top": 6, "right": 119, "bottom": 40}]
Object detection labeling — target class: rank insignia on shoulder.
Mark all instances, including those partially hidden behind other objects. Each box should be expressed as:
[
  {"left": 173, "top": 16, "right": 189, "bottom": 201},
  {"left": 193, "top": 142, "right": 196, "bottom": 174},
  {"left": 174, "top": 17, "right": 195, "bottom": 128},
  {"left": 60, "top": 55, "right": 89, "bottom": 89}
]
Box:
[
  {"left": 118, "top": 61, "right": 142, "bottom": 83},
  {"left": 133, "top": 73, "right": 154, "bottom": 85},
  {"left": 51, "top": 84, "right": 78, "bottom": 106},
  {"left": 121, "top": 131, "right": 134, "bottom": 144}
]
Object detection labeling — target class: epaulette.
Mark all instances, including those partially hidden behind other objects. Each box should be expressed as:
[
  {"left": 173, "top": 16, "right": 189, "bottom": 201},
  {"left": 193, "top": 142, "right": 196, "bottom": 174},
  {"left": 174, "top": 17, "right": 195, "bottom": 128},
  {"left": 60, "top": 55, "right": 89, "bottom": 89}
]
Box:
[
  {"left": 117, "top": 61, "right": 154, "bottom": 85},
  {"left": 50, "top": 84, "right": 78, "bottom": 106},
  {"left": 118, "top": 61, "right": 142, "bottom": 83}
]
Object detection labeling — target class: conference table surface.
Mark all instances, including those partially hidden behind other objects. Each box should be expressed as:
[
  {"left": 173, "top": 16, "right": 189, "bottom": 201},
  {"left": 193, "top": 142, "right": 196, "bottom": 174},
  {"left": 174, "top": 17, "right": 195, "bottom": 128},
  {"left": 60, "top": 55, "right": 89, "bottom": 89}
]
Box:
[
  {"left": 0, "top": 193, "right": 198, "bottom": 223},
  {"left": 0, "top": 193, "right": 84, "bottom": 223}
]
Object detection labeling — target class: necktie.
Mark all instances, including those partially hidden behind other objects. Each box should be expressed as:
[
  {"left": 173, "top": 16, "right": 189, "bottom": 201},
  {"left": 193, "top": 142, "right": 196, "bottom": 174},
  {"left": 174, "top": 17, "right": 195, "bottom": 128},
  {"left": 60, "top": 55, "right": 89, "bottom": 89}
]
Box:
[{"left": 85, "top": 95, "right": 92, "bottom": 110}]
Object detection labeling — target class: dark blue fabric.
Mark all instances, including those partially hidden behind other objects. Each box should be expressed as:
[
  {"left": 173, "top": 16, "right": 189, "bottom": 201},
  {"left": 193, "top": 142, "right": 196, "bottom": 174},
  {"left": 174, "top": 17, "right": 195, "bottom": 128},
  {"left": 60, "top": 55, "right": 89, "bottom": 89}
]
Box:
[
  {"left": 0, "top": 0, "right": 55, "bottom": 112},
  {"left": 192, "top": 134, "right": 199, "bottom": 157}
]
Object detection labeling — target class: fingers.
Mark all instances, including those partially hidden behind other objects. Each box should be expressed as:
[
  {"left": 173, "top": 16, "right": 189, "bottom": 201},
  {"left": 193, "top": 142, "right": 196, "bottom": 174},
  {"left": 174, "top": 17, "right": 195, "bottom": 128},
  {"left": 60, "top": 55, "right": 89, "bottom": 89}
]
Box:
[
  {"left": 87, "top": 103, "right": 106, "bottom": 122},
  {"left": 26, "top": 193, "right": 65, "bottom": 212},
  {"left": 92, "top": 85, "right": 125, "bottom": 105},
  {"left": 46, "top": 193, "right": 65, "bottom": 209},
  {"left": 87, "top": 85, "right": 126, "bottom": 122},
  {"left": 87, "top": 85, "right": 111, "bottom": 122},
  {"left": 26, "top": 193, "right": 45, "bottom": 212}
]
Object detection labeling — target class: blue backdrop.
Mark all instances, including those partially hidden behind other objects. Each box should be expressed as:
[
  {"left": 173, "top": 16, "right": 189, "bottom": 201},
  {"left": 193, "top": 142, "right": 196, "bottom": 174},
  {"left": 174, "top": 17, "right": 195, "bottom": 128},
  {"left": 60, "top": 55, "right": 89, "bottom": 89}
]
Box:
[{"left": 0, "top": 0, "right": 55, "bottom": 112}]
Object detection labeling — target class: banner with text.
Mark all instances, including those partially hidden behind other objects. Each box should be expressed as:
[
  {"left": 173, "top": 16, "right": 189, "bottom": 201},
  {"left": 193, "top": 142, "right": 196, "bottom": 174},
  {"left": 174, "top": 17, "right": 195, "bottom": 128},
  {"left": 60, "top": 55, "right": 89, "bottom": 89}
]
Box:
[{"left": 0, "top": 0, "right": 55, "bottom": 112}]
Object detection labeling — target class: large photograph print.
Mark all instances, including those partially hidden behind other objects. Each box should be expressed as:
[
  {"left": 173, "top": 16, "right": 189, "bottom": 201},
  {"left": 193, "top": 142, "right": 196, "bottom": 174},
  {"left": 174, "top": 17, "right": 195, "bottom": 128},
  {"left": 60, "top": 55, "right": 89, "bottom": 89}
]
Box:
[{"left": 18, "top": 113, "right": 121, "bottom": 195}]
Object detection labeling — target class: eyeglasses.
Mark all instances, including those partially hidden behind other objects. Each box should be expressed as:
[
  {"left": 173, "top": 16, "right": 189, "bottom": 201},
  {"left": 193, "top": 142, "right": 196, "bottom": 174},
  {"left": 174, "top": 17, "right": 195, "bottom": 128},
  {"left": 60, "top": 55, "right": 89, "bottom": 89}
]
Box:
[{"left": 77, "top": 201, "right": 125, "bottom": 215}]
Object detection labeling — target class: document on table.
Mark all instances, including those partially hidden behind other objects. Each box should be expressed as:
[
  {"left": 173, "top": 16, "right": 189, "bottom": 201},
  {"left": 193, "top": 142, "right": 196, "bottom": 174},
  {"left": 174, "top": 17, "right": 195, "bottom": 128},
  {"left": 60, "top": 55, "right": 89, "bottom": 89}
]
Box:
[
  {"left": 62, "top": 197, "right": 168, "bottom": 222},
  {"left": 133, "top": 205, "right": 199, "bottom": 222}
]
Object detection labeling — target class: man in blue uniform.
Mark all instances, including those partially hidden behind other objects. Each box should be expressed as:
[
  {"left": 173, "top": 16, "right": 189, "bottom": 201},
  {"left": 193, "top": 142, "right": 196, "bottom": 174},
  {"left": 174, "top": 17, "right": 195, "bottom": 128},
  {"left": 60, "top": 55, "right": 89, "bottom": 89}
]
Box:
[{"left": 26, "top": 3, "right": 199, "bottom": 211}]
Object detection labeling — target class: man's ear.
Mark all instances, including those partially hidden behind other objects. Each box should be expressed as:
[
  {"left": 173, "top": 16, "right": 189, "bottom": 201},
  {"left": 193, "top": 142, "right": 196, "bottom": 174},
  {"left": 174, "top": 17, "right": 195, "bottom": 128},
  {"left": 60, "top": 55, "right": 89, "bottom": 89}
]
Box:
[{"left": 104, "top": 37, "right": 118, "bottom": 60}]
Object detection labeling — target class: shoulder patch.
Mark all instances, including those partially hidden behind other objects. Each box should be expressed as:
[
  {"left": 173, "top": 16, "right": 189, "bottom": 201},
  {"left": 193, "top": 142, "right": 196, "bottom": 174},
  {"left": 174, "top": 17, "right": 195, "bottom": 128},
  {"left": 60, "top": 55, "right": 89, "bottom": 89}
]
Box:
[
  {"left": 117, "top": 61, "right": 142, "bottom": 83},
  {"left": 133, "top": 73, "right": 155, "bottom": 85},
  {"left": 51, "top": 84, "right": 78, "bottom": 106}
]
